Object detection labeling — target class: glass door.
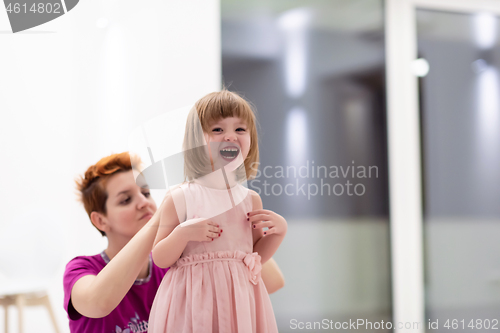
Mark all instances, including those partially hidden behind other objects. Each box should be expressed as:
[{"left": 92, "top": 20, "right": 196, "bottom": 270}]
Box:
[
  {"left": 417, "top": 8, "right": 500, "bottom": 330},
  {"left": 386, "top": 0, "right": 500, "bottom": 332},
  {"left": 222, "top": 1, "right": 391, "bottom": 331}
]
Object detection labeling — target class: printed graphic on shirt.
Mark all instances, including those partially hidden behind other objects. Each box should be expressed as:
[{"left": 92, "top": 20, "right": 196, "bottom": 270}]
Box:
[{"left": 114, "top": 313, "right": 148, "bottom": 333}]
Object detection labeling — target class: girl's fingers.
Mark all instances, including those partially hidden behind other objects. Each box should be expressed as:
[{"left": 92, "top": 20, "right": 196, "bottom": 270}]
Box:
[
  {"left": 252, "top": 221, "right": 273, "bottom": 229},
  {"left": 207, "top": 221, "right": 219, "bottom": 227},
  {"left": 247, "top": 209, "right": 270, "bottom": 217},
  {"left": 209, "top": 226, "right": 220, "bottom": 233},
  {"left": 204, "top": 232, "right": 220, "bottom": 241},
  {"left": 263, "top": 227, "right": 276, "bottom": 236},
  {"left": 248, "top": 214, "right": 268, "bottom": 222},
  {"left": 208, "top": 231, "right": 220, "bottom": 238}
]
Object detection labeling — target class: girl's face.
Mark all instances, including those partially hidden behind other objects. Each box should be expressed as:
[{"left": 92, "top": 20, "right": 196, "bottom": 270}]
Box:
[
  {"left": 100, "top": 170, "right": 157, "bottom": 239},
  {"left": 204, "top": 116, "right": 251, "bottom": 172}
]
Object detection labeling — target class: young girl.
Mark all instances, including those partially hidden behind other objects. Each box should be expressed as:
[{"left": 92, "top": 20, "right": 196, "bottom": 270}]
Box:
[{"left": 149, "top": 90, "right": 287, "bottom": 332}]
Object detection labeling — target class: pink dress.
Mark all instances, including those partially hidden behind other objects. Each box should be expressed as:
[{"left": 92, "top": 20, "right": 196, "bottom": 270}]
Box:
[{"left": 148, "top": 182, "right": 278, "bottom": 333}]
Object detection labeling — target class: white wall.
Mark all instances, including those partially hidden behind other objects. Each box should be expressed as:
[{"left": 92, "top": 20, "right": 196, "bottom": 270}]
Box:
[{"left": 0, "top": 0, "right": 220, "bottom": 331}]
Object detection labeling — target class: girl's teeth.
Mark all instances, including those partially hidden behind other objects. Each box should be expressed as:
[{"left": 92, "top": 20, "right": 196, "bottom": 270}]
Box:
[{"left": 220, "top": 147, "right": 239, "bottom": 159}]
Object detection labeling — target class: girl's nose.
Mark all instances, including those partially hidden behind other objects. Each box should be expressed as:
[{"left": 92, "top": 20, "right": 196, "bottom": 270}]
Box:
[{"left": 224, "top": 132, "right": 237, "bottom": 141}]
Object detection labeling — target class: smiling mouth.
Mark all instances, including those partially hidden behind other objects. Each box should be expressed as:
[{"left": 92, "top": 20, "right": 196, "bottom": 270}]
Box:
[{"left": 220, "top": 147, "right": 240, "bottom": 160}]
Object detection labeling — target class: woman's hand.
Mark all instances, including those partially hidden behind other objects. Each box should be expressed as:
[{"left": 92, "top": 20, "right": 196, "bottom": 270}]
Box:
[
  {"left": 175, "top": 217, "right": 221, "bottom": 242},
  {"left": 248, "top": 209, "right": 287, "bottom": 236}
]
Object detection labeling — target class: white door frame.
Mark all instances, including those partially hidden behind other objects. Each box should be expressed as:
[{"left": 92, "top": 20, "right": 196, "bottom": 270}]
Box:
[{"left": 386, "top": 0, "right": 500, "bottom": 332}]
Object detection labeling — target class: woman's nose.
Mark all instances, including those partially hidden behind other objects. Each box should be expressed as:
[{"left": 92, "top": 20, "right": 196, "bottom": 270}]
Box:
[{"left": 137, "top": 195, "right": 150, "bottom": 209}]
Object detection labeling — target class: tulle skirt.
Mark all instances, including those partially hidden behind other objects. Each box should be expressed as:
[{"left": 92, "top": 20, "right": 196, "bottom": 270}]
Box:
[{"left": 148, "top": 250, "right": 278, "bottom": 333}]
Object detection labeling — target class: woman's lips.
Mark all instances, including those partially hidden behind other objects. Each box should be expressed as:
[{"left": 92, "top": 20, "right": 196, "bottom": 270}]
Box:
[{"left": 141, "top": 213, "right": 153, "bottom": 220}]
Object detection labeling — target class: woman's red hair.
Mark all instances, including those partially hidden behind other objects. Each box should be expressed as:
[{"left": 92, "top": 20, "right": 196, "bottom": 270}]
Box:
[{"left": 75, "top": 152, "right": 141, "bottom": 236}]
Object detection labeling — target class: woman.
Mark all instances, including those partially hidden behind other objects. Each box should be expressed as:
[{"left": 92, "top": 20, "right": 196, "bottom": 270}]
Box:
[{"left": 63, "top": 152, "right": 284, "bottom": 332}]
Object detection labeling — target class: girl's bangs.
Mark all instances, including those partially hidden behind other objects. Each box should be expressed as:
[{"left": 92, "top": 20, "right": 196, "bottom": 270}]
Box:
[{"left": 199, "top": 94, "right": 255, "bottom": 130}]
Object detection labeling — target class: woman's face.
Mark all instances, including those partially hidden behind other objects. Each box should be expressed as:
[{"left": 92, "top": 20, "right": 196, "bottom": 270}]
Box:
[
  {"left": 101, "top": 170, "right": 156, "bottom": 239},
  {"left": 204, "top": 116, "right": 251, "bottom": 172}
]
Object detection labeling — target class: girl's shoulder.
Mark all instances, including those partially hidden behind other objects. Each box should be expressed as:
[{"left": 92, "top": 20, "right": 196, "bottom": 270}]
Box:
[
  {"left": 178, "top": 181, "right": 200, "bottom": 199},
  {"left": 247, "top": 189, "right": 263, "bottom": 210},
  {"left": 161, "top": 185, "right": 187, "bottom": 223},
  {"left": 178, "top": 181, "right": 192, "bottom": 191},
  {"left": 179, "top": 180, "right": 204, "bottom": 192},
  {"left": 246, "top": 188, "right": 260, "bottom": 198}
]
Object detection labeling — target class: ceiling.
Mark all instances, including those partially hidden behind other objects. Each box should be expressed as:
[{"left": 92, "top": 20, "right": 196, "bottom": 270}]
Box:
[
  {"left": 222, "top": 0, "right": 500, "bottom": 45},
  {"left": 221, "top": 0, "right": 384, "bottom": 34}
]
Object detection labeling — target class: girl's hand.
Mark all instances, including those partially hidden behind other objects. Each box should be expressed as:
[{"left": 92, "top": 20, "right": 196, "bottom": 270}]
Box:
[
  {"left": 248, "top": 209, "right": 287, "bottom": 236},
  {"left": 175, "top": 217, "right": 221, "bottom": 242}
]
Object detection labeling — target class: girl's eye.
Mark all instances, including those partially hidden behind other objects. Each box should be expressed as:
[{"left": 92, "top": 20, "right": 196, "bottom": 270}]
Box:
[
  {"left": 143, "top": 192, "right": 151, "bottom": 198},
  {"left": 236, "top": 127, "right": 246, "bottom": 132},
  {"left": 212, "top": 128, "right": 222, "bottom": 133}
]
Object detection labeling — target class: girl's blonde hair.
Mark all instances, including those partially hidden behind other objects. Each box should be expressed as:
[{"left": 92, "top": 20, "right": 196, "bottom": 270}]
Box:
[{"left": 183, "top": 90, "right": 259, "bottom": 182}]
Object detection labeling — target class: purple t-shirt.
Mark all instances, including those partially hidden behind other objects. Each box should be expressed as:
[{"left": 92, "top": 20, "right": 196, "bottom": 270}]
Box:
[{"left": 63, "top": 251, "right": 169, "bottom": 333}]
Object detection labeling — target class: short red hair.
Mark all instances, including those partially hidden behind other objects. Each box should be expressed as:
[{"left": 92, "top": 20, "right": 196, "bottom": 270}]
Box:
[{"left": 75, "top": 152, "right": 141, "bottom": 236}]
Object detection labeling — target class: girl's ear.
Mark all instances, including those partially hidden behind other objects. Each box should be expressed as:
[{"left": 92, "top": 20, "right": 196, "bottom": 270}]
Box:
[{"left": 90, "top": 211, "right": 108, "bottom": 234}]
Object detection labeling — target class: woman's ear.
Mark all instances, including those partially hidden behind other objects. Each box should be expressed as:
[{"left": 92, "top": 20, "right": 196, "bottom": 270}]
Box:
[{"left": 90, "top": 211, "right": 108, "bottom": 234}]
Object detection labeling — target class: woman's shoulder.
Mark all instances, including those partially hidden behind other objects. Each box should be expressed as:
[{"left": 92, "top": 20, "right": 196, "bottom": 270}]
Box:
[
  {"left": 63, "top": 253, "right": 105, "bottom": 295},
  {"left": 64, "top": 253, "right": 105, "bottom": 274}
]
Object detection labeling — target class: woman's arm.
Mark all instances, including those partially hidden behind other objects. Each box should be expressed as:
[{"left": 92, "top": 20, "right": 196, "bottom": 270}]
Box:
[
  {"left": 250, "top": 191, "right": 287, "bottom": 264},
  {"left": 71, "top": 195, "right": 168, "bottom": 318},
  {"left": 261, "top": 258, "right": 285, "bottom": 294}
]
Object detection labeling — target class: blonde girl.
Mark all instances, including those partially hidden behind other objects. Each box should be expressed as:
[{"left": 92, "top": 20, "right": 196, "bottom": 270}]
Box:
[{"left": 149, "top": 90, "right": 287, "bottom": 332}]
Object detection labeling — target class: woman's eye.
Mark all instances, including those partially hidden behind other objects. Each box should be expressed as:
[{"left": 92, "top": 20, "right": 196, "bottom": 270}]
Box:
[
  {"left": 143, "top": 192, "right": 151, "bottom": 198},
  {"left": 121, "top": 197, "right": 131, "bottom": 204}
]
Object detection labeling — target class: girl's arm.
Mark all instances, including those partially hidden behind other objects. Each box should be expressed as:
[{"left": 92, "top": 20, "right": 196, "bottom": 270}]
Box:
[
  {"left": 249, "top": 190, "right": 287, "bottom": 264},
  {"left": 152, "top": 188, "right": 221, "bottom": 268},
  {"left": 151, "top": 189, "right": 185, "bottom": 268},
  {"left": 261, "top": 258, "right": 285, "bottom": 294},
  {"left": 71, "top": 195, "right": 168, "bottom": 318}
]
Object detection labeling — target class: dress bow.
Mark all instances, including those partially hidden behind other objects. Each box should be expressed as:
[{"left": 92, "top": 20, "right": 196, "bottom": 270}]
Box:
[{"left": 243, "top": 252, "right": 262, "bottom": 285}]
